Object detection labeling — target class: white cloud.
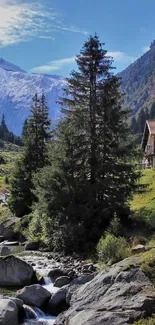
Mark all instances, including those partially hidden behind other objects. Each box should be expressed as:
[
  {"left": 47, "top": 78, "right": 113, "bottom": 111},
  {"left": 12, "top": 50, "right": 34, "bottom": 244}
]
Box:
[
  {"left": 31, "top": 57, "right": 76, "bottom": 73},
  {"left": 39, "top": 36, "right": 56, "bottom": 40},
  {"left": 32, "top": 51, "right": 136, "bottom": 73},
  {"left": 142, "top": 46, "right": 150, "bottom": 53},
  {"left": 107, "top": 51, "right": 135, "bottom": 63},
  {"left": 55, "top": 25, "right": 89, "bottom": 36},
  {"left": 0, "top": 0, "right": 88, "bottom": 47}
]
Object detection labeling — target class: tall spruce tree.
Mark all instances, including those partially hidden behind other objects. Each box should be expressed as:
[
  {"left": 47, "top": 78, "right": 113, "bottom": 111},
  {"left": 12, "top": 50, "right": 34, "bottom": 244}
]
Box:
[
  {"left": 34, "top": 35, "right": 139, "bottom": 253},
  {"left": 9, "top": 93, "right": 51, "bottom": 217}
]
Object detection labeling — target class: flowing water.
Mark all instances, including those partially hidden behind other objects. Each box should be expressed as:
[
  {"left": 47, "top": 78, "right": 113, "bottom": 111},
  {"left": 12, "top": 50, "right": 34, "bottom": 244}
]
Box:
[
  {"left": 21, "top": 306, "right": 56, "bottom": 324},
  {"left": 18, "top": 252, "right": 61, "bottom": 325}
]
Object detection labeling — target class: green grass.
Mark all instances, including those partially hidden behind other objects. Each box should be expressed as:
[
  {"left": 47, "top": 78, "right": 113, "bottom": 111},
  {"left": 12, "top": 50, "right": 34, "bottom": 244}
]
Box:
[
  {"left": 0, "top": 151, "right": 22, "bottom": 177},
  {"left": 130, "top": 169, "right": 155, "bottom": 227},
  {"left": 131, "top": 169, "right": 155, "bottom": 212},
  {"left": 0, "top": 287, "right": 16, "bottom": 296},
  {"left": 0, "top": 205, "right": 13, "bottom": 223},
  {"left": 134, "top": 316, "right": 155, "bottom": 324}
]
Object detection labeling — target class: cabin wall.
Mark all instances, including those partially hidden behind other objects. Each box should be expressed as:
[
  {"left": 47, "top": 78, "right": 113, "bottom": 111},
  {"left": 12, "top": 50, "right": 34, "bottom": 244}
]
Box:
[{"left": 147, "top": 134, "right": 154, "bottom": 146}]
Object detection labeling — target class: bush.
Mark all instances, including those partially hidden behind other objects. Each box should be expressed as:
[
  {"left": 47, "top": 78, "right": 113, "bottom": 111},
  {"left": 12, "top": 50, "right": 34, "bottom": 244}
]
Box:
[
  {"left": 134, "top": 317, "right": 155, "bottom": 324},
  {"left": 108, "top": 215, "right": 123, "bottom": 236},
  {"left": 96, "top": 233, "right": 130, "bottom": 263},
  {"left": 48, "top": 223, "right": 89, "bottom": 254},
  {"left": 28, "top": 211, "right": 43, "bottom": 241},
  {"left": 141, "top": 249, "right": 155, "bottom": 285}
]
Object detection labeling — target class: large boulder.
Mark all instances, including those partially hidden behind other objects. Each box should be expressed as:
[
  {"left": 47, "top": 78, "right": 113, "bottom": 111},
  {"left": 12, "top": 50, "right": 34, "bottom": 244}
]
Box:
[
  {"left": 16, "top": 284, "right": 51, "bottom": 308},
  {"left": 55, "top": 257, "right": 155, "bottom": 325},
  {"left": 0, "top": 296, "right": 23, "bottom": 309},
  {"left": 0, "top": 255, "right": 36, "bottom": 286},
  {"left": 48, "top": 273, "right": 96, "bottom": 316},
  {"left": 25, "top": 241, "right": 40, "bottom": 251},
  {"left": 47, "top": 288, "right": 68, "bottom": 316},
  {"left": 3, "top": 230, "right": 17, "bottom": 241},
  {"left": 0, "top": 299, "right": 18, "bottom": 325}
]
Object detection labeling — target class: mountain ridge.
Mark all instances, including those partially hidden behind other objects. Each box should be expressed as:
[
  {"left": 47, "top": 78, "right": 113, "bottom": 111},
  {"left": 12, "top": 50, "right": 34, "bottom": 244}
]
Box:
[
  {"left": 0, "top": 59, "right": 66, "bottom": 135},
  {"left": 119, "top": 41, "right": 155, "bottom": 116},
  {"left": 1, "top": 43, "right": 155, "bottom": 136}
]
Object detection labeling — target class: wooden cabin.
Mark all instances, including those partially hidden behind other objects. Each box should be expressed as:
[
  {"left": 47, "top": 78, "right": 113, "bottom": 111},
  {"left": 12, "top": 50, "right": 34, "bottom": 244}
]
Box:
[{"left": 142, "top": 120, "right": 155, "bottom": 168}]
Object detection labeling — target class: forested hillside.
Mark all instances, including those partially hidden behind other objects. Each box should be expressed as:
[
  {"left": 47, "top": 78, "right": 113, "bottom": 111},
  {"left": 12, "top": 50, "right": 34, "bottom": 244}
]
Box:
[
  {"left": 119, "top": 41, "right": 155, "bottom": 140},
  {"left": 0, "top": 114, "right": 22, "bottom": 146},
  {"left": 120, "top": 40, "right": 155, "bottom": 115}
]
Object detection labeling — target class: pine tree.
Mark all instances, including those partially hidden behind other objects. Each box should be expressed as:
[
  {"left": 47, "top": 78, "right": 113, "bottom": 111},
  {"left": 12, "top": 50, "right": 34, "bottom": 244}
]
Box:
[
  {"left": 0, "top": 113, "right": 23, "bottom": 145},
  {"left": 34, "top": 35, "right": 139, "bottom": 253},
  {"left": 9, "top": 93, "right": 51, "bottom": 217},
  {"left": 21, "top": 119, "right": 28, "bottom": 142},
  {"left": 0, "top": 114, "right": 9, "bottom": 140}
]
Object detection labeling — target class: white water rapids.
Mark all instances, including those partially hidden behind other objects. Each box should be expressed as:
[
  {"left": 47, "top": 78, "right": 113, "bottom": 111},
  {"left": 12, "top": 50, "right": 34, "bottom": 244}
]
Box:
[
  {"left": 22, "top": 306, "right": 56, "bottom": 325},
  {"left": 19, "top": 253, "right": 61, "bottom": 325}
]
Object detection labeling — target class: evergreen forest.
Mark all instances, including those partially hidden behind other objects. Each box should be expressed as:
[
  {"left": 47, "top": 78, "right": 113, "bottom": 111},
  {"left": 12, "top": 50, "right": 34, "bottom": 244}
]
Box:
[{"left": 0, "top": 114, "right": 23, "bottom": 146}]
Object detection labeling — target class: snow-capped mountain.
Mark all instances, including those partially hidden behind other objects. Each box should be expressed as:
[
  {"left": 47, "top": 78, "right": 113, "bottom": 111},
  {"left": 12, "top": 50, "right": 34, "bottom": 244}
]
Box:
[{"left": 0, "top": 58, "right": 66, "bottom": 135}]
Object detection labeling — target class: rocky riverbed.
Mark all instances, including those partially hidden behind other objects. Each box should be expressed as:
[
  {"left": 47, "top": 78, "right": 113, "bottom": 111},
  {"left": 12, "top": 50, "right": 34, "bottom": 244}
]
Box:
[{"left": 0, "top": 250, "right": 155, "bottom": 324}]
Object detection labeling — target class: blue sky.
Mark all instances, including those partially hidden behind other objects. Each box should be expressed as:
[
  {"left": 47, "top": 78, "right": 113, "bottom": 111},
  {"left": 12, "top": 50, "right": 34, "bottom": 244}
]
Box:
[{"left": 0, "top": 0, "right": 154, "bottom": 76}]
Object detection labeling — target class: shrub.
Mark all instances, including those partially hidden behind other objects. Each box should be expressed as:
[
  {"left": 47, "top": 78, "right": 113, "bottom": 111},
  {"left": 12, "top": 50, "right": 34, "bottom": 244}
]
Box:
[
  {"left": 108, "top": 215, "right": 123, "bottom": 236},
  {"left": 48, "top": 223, "right": 89, "bottom": 254},
  {"left": 96, "top": 233, "right": 130, "bottom": 263},
  {"left": 141, "top": 249, "right": 155, "bottom": 285},
  {"left": 28, "top": 210, "right": 44, "bottom": 241},
  {"left": 134, "top": 317, "right": 155, "bottom": 324}
]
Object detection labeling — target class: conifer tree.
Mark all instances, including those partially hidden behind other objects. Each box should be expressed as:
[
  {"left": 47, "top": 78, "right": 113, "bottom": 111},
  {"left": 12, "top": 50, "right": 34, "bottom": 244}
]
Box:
[
  {"left": 34, "top": 35, "right": 139, "bottom": 253},
  {"left": 21, "top": 119, "right": 28, "bottom": 142},
  {"left": 9, "top": 93, "right": 51, "bottom": 217},
  {"left": 0, "top": 114, "right": 9, "bottom": 140}
]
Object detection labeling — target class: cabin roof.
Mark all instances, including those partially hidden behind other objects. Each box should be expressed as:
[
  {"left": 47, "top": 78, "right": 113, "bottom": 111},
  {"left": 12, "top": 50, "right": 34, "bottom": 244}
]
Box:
[{"left": 141, "top": 120, "right": 155, "bottom": 151}]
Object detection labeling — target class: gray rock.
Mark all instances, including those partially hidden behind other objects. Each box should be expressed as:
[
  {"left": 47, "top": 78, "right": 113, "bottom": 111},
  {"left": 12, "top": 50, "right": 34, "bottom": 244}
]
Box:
[
  {"left": 0, "top": 236, "right": 4, "bottom": 243},
  {"left": 0, "top": 246, "right": 11, "bottom": 256},
  {"left": 3, "top": 229, "right": 17, "bottom": 241},
  {"left": 48, "top": 268, "right": 66, "bottom": 282},
  {"left": 1, "top": 297, "right": 23, "bottom": 309},
  {"left": 131, "top": 244, "right": 146, "bottom": 253},
  {"left": 65, "top": 274, "right": 96, "bottom": 305},
  {"left": 0, "top": 255, "right": 36, "bottom": 286},
  {"left": 54, "top": 276, "right": 71, "bottom": 288},
  {"left": 25, "top": 241, "right": 40, "bottom": 251},
  {"left": 55, "top": 257, "right": 155, "bottom": 325},
  {"left": 0, "top": 299, "right": 18, "bottom": 325},
  {"left": 16, "top": 284, "right": 51, "bottom": 308},
  {"left": 47, "top": 288, "right": 68, "bottom": 316},
  {"left": 10, "top": 298, "right": 23, "bottom": 309},
  {"left": 70, "top": 273, "right": 95, "bottom": 286}
]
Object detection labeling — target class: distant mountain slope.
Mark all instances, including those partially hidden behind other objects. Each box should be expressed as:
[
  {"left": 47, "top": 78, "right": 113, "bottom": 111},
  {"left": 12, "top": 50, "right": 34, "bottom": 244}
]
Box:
[
  {"left": 2, "top": 42, "right": 155, "bottom": 137},
  {"left": 119, "top": 40, "right": 155, "bottom": 116},
  {"left": 0, "top": 58, "right": 66, "bottom": 135}
]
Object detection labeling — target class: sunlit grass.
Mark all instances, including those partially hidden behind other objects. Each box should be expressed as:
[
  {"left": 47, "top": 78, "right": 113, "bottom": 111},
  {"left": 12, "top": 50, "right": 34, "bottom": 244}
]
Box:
[{"left": 130, "top": 169, "right": 155, "bottom": 213}]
